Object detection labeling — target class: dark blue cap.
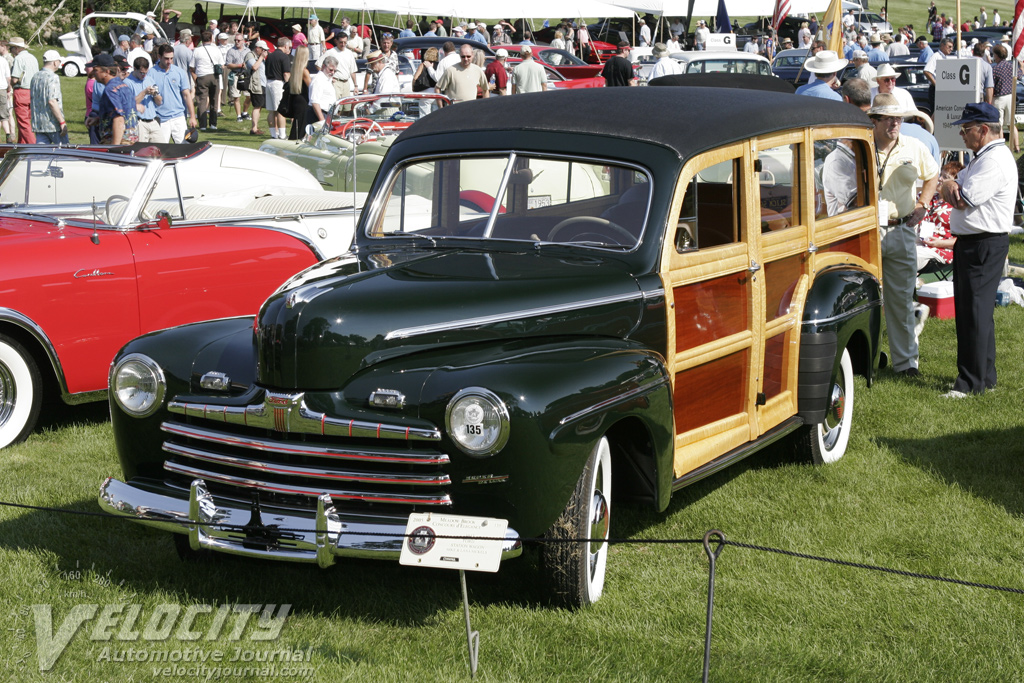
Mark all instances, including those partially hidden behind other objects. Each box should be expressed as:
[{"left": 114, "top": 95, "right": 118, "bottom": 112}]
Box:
[{"left": 952, "top": 102, "right": 1000, "bottom": 125}]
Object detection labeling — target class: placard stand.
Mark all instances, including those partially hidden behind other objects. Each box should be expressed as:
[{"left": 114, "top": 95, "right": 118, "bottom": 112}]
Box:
[
  {"left": 460, "top": 569, "right": 480, "bottom": 678},
  {"left": 399, "top": 512, "right": 509, "bottom": 679}
]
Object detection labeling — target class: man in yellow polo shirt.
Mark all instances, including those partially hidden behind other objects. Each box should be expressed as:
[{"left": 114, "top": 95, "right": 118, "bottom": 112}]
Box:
[{"left": 870, "top": 93, "right": 939, "bottom": 377}]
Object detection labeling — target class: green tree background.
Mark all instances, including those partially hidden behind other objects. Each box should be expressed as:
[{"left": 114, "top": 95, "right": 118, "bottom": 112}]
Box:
[{"left": 1, "top": 0, "right": 151, "bottom": 43}]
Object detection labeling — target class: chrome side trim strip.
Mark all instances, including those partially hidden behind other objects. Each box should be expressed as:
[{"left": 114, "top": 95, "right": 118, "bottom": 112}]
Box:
[
  {"left": 161, "top": 422, "right": 449, "bottom": 463},
  {"left": 163, "top": 461, "right": 453, "bottom": 506},
  {"left": 803, "top": 300, "right": 881, "bottom": 327},
  {"left": 163, "top": 441, "right": 451, "bottom": 486},
  {"left": 385, "top": 291, "right": 646, "bottom": 340},
  {"left": 559, "top": 373, "right": 671, "bottom": 426}
]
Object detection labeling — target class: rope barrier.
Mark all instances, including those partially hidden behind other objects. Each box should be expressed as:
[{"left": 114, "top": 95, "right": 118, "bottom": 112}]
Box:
[{"left": 1, "top": 498, "right": 1019, "bottom": 595}]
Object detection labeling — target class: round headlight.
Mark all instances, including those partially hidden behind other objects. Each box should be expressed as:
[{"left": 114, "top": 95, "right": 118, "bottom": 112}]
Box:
[
  {"left": 111, "top": 354, "right": 166, "bottom": 417},
  {"left": 445, "top": 388, "right": 510, "bottom": 456}
]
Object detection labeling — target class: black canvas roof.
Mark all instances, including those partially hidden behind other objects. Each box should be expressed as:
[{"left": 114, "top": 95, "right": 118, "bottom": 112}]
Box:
[
  {"left": 648, "top": 73, "right": 796, "bottom": 93},
  {"left": 399, "top": 87, "right": 870, "bottom": 160}
]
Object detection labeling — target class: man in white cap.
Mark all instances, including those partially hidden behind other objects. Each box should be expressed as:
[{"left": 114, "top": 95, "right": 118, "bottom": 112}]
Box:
[
  {"left": 637, "top": 18, "right": 651, "bottom": 47},
  {"left": 8, "top": 37, "right": 37, "bottom": 143},
  {"left": 795, "top": 51, "right": 847, "bottom": 100},
  {"left": 869, "top": 93, "right": 939, "bottom": 377},
  {"left": 307, "top": 14, "right": 325, "bottom": 61},
  {"left": 475, "top": 22, "right": 490, "bottom": 44},
  {"left": 511, "top": 45, "right": 546, "bottom": 94},
  {"left": 492, "top": 24, "right": 511, "bottom": 46},
  {"left": 851, "top": 50, "right": 876, "bottom": 81},
  {"left": 30, "top": 50, "right": 67, "bottom": 144},
  {"left": 485, "top": 48, "right": 509, "bottom": 95},
  {"left": 695, "top": 20, "right": 709, "bottom": 50}
]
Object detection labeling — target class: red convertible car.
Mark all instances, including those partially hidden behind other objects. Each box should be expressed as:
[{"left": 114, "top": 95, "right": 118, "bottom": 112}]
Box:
[{"left": 0, "top": 142, "right": 359, "bottom": 448}]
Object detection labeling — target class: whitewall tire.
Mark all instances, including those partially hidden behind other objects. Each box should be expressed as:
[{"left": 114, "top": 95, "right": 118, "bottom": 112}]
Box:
[{"left": 0, "top": 334, "right": 42, "bottom": 449}]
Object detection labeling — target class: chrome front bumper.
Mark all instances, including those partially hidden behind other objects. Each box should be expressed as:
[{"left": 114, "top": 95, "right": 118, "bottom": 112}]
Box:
[{"left": 99, "top": 477, "right": 522, "bottom": 567}]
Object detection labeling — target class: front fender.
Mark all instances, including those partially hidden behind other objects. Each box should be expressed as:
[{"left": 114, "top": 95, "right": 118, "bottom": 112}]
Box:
[
  {"left": 109, "top": 316, "right": 257, "bottom": 480},
  {"left": 382, "top": 338, "right": 674, "bottom": 537}
]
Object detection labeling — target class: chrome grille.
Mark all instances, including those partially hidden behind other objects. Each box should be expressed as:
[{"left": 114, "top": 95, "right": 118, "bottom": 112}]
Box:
[{"left": 160, "top": 392, "right": 450, "bottom": 510}]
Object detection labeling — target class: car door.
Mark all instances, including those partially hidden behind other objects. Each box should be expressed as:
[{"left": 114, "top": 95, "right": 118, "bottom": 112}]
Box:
[
  {"left": 659, "top": 141, "right": 765, "bottom": 479},
  {"left": 125, "top": 222, "right": 321, "bottom": 336}
]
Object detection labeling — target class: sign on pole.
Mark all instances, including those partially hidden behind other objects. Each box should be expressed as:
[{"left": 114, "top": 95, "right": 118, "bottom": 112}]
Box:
[{"left": 932, "top": 58, "right": 981, "bottom": 151}]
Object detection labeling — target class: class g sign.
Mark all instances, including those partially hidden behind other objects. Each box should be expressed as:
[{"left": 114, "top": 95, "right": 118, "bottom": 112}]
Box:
[{"left": 933, "top": 58, "right": 981, "bottom": 151}]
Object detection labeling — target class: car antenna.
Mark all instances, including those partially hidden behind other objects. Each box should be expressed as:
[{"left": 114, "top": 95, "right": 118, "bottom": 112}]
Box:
[{"left": 90, "top": 197, "right": 100, "bottom": 244}]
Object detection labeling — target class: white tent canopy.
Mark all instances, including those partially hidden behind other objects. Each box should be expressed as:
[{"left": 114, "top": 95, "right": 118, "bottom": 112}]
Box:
[
  {"left": 604, "top": 0, "right": 835, "bottom": 16},
  {"left": 219, "top": 0, "right": 633, "bottom": 17}
]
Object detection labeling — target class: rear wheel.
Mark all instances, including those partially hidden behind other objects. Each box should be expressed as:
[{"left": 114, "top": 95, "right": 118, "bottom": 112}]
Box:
[
  {"left": 540, "top": 436, "right": 612, "bottom": 607},
  {"left": 0, "top": 334, "right": 43, "bottom": 449},
  {"left": 62, "top": 62, "right": 81, "bottom": 78},
  {"left": 796, "top": 347, "right": 854, "bottom": 464}
]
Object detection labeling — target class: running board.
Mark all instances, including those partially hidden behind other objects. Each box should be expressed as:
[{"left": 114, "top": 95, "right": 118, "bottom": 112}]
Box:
[{"left": 671, "top": 417, "right": 804, "bottom": 492}]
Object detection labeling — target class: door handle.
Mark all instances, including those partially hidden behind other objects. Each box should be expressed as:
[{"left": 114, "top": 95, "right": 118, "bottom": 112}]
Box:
[{"left": 748, "top": 260, "right": 761, "bottom": 273}]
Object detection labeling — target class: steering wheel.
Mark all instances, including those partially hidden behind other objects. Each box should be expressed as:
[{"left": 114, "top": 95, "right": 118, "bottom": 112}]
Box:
[
  {"left": 104, "top": 195, "right": 131, "bottom": 225},
  {"left": 339, "top": 118, "right": 385, "bottom": 140},
  {"left": 548, "top": 216, "right": 635, "bottom": 245}
]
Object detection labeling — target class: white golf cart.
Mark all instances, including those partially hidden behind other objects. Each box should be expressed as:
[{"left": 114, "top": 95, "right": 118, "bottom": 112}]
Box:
[{"left": 58, "top": 12, "right": 166, "bottom": 77}]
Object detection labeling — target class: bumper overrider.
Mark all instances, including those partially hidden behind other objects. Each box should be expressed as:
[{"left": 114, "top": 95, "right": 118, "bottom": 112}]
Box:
[{"left": 99, "top": 477, "right": 522, "bottom": 566}]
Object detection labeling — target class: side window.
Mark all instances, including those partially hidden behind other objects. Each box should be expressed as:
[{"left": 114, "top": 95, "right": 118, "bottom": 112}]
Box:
[
  {"left": 815, "top": 138, "right": 869, "bottom": 219},
  {"left": 676, "top": 157, "right": 740, "bottom": 252},
  {"left": 758, "top": 144, "right": 798, "bottom": 232}
]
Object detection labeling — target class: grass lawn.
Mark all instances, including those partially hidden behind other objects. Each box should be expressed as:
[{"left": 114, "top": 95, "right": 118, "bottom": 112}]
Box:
[{"left": 1, "top": 258, "right": 1023, "bottom": 682}]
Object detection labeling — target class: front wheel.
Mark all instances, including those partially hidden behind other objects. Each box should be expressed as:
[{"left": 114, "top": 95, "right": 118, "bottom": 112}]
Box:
[
  {"left": 0, "top": 334, "right": 43, "bottom": 449},
  {"left": 540, "top": 436, "right": 612, "bottom": 607},
  {"left": 796, "top": 347, "right": 854, "bottom": 464},
  {"left": 62, "top": 61, "right": 81, "bottom": 78}
]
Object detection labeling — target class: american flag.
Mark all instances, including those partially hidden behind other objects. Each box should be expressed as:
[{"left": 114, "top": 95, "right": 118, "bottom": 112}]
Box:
[
  {"left": 1014, "top": 0, "right": 1024, "bottom": 59},
  {"left": 772, "top": 0, "right": 791, "bottom": 33}
]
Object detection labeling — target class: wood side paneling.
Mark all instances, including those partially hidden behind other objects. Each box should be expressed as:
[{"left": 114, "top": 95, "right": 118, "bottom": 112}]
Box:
[
  {"left": 674, "top": 272, "right": 750, "bottom": 353},
  {"left": 673, "top": 350, "right": 749, "bottom": 434}
]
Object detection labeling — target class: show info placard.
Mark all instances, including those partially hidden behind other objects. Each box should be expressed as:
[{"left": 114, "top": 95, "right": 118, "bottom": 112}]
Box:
[
  {"left": 399, "top": 513, "right": 508, "bottom": 573},
  {"left": 933, "top": 58, "right": 981, "bottom": 152}
]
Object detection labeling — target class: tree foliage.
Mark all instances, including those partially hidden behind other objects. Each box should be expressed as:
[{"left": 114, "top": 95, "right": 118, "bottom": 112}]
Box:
[{"left": 1, "top": 0, "right": 150, "bottom": 43}]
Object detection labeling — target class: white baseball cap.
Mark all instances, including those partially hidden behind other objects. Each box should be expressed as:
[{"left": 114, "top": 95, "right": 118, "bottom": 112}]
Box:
[{"left": 43, "top": 49, "right": 62, "bottom": 63}]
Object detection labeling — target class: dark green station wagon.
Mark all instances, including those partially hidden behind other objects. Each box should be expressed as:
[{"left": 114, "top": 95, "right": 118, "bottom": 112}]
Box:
[{"left": 101, "top": 86, "right": 884, "bottom": 606}]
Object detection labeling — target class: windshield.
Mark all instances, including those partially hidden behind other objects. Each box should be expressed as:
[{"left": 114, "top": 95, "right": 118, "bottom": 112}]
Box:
[
  {"left": 0, "top": 153, "right": 150, "bottom": 224},
  {"left": 349, "top": 95, "right": 445, "bottom": 121},
  {"left": 686, "top": 58, "right": 769, "bottom": 75},
  {"left": 367, "top": 153, "right": 650, "bottom": 249}
]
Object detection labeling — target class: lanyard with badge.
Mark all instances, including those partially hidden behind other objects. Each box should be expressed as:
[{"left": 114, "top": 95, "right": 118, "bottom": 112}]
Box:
[{"left": 875, "top": 142, "right": 897, "bottom": 226}]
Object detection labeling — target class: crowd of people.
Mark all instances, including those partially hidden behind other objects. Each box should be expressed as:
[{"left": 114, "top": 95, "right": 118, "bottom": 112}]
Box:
[{"left": 796, "top": 4, "right": 1019, "bottom": 398}]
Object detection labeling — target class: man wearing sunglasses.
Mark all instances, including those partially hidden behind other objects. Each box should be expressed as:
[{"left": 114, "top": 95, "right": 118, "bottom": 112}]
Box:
[
  {"left": 938, "top": 103, "right": 1018, "bottom": 397},
  {"left": 870, "top": 93, "right": 939, "bottom": 379}
]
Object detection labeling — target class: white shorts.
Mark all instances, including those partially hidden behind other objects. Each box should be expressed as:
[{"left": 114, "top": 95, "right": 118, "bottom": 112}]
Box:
[
  {"left": 994, "top": 93, "right": 1013, "bottom": 131},
  {"left": 266, "top": 80, "right": 284, "bottom": 112},
  {"left": 159, "top": 116, "right": 187, "bottom": 144}
]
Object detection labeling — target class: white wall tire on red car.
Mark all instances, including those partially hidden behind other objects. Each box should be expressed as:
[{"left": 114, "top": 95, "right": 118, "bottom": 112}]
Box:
[
  {"left": 541, "top": 436, "right": 612, "bottom": 607},
  {"left": 0, "top": 334, "right": 42, "bottom": 449}
]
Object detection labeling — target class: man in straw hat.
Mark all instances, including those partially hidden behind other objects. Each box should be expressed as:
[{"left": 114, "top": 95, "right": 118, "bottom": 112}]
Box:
[
  {"left": 870, "top": 63, "right": 915, "bottom": 111},
  {"left": 364, "top": 50, "right": 400, "bottom": 95},
  {"left": 8, "top": 37, "right": 37, "bottom": 143},
  {"left": 795, "top": 50, "right": 847, "bottom": 101},
  {"left": 938, "top": 102, "right": 1018, "bottom": 396},
  {"left": 869, "top": 93, "right": 939, "bottom": 377}
]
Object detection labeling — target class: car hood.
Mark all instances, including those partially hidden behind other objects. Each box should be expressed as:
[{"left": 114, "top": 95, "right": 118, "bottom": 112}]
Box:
[{"left": 255, "top": 248, "right": 645, "bottom": 390}]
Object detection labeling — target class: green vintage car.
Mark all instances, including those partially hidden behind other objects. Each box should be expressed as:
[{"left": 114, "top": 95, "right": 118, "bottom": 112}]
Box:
[
  {"left": 100, "top": 87, "right": 884, "bottom": 606},
  {"left": 258, "top": 93, "right": 451, "bottom": 195}
]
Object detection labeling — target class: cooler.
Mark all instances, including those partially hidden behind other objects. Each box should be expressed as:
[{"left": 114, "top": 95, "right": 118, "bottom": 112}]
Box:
[{"left": 917, "top": 281, "right": 955, "bottom": 319}]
